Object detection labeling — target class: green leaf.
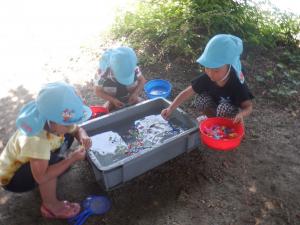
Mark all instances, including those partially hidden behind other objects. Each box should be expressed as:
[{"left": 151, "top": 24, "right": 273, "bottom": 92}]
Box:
[
  {"left": 255, "top": 75, "right": 265, "bottom": 82},
  {"left": 276, "top": 63, "right": 285, "bottom": 69},
  {"left": 266, "top": 71, "right": 273, "bottom": 77}
]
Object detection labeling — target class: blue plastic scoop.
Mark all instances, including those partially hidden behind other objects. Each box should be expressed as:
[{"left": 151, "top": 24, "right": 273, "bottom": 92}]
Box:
[{"left": 68, "top": 195, "right": 111, "bottom": 225}]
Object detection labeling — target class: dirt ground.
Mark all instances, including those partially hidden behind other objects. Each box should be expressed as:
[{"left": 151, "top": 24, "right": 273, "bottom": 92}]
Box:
[{"left": 0, "top": 41, "right": 300, "bottom": 225}]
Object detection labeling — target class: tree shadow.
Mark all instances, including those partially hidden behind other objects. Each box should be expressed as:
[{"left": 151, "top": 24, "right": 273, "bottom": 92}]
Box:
[
  {"left": 0, "top": 86, "right": 33, "bottom": 151},
  {"left": 74, "top": 81, "right": 105, "bottom": 106}
]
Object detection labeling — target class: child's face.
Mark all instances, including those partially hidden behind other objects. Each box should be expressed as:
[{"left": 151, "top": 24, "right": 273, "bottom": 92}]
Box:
[
  {"left": 205, "top": 65, "right": 229, "bottom": 82},
  {"left": 48, "top": 121, "right": 73, "bottom": 136}
]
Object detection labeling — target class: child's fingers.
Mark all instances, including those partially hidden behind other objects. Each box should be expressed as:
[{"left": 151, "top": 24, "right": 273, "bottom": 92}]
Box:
[
  {"left": 84, "top": 140, "right": 92, "bottom": 149},
  {"left": 161, "top": 109, "right": 166, "bottom": 118},
  {"left": 69, "top": 147, "right": 86, "bottom": 161},
  {"left": 81, "top": 138, "right": 92, "bottom": 149},
  {"left": 76, "top": 148, "right": 87, "bottom": 160},
  {"left": 128, "top": 98, "right": 135, "bottom": 104},
  {"left": 76, "top": 145, "right": 85, "bottom": 151},
  {"left": 129, "top": 95, "right": 138, "bottom": 104},
  {"left": 232, "top": 117, "right": 238, "bottom": 123},
  {"left": 161, "top": 109, "right": 170, "bottom": 120},
  {"left": 233, "top": 116, "right": 242, "bottom": 124},
  {"left": 115, "top": 101, "right": 124, "bottom": 108}
]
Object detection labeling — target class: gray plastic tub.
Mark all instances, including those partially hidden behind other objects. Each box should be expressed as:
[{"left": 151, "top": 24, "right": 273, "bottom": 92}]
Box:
[{"left": 81, "top": 98, "right": 200, "bottom": 190}]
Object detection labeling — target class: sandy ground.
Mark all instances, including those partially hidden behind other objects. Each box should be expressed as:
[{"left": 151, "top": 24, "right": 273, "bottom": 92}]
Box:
[{"left": 0, "top": 38, "right": 300, "bottom": 225}]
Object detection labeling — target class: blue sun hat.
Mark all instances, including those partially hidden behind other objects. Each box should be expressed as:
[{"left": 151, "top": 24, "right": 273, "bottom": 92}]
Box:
[
  {"left": 197, "top": 34, "right": 244, "bottom": 83},
  {"left": 99, "top": 46, "right": 137, "bottom": 85},
  {"left": 16, "top": 82, "right": 92, "bottom": 136}
]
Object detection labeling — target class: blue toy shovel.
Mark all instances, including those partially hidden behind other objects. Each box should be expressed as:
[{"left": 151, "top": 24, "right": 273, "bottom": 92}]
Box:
[{"left": 68, "top": 195, "right": 111, "bottom": 225}]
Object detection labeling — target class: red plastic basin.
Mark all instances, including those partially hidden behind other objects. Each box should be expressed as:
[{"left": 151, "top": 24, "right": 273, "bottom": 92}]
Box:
[
  {"left": 89, "top": 105, "right": 109, "bottom": 119},
  {"left": 199, "top": 117, "right": 245, "bottom": 151}
]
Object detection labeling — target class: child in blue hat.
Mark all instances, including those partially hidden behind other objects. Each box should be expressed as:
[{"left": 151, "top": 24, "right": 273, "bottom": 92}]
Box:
[
  {"left": 0, "top": 82, "right": 92, "bottom": 219},
  {"left": 94, "top": 46, "right": 147, "bottom": 111},
  {"left": 161, "top": 34, "right": 254, "bottom": 123}
]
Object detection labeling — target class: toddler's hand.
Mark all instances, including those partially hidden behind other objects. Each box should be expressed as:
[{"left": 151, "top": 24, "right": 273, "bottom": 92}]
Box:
[
  {"left": 233, "top": 113, "right": 244, "bottom": 124},
  {"left": 161, "top": 107, "right": 172, "bottom": 120},
  {"left": 112, "top": 98, "right": 124, "bottom": 108},
  {"left": 69, "top": 146, "right": 86, "bottom": 162},
  {"left": 128, "top": 94, "right": 138, "bottom": 105},
  {"left": 80, "top": 136, "right": 92, "bottom": 150}
]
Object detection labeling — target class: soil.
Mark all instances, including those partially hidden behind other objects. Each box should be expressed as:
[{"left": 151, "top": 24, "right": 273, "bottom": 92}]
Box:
[{"left": 0, "top": 39, "right": 300, "bottom": 225}]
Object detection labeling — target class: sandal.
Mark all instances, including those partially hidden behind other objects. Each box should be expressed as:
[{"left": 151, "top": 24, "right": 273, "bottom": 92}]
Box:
[{"left": 41, "top": 201, "right": 81, "bottom": 219}]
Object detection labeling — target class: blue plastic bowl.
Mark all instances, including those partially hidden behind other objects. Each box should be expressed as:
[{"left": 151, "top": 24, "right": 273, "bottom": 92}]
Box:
[{"left": 144, "top": 79, "right": 172, "bottom": 99}]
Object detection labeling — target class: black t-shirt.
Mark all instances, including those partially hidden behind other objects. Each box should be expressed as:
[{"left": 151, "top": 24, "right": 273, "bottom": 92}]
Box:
[
  {"left": 191, "top": 68, "right": 254, "bottom": 107},
  {"left": 95, "top": 67, "right": 142, "bottom": 102},
  {"left": 101, "top": 74, "right": 138, "bottom": 101}
]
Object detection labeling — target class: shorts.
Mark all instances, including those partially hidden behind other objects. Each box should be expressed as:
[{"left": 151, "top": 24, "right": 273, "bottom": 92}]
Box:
[
  {"left": 2, "top": 134, "right": 74, "bottom": 193},
  {"left": 193, "top": 92, "right": 238, "bottom": 117}
]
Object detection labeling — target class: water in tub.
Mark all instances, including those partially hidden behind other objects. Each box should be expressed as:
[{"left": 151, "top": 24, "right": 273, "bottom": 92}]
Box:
[
  {"left": 90, "top": 114, "right": 188, "bottom": 167},
  {"left": 149, "top": 87, "right": 167, "bottom": 96}
]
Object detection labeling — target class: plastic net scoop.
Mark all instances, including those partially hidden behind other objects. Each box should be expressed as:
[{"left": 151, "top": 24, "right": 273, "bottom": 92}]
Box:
[{"left": 68, "top": 195, "right": 111, "bottom": 225}]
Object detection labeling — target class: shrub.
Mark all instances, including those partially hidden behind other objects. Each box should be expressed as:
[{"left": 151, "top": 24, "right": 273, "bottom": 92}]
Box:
[{"left": 112, "top": 0, "right": 300, "bottom": 63}]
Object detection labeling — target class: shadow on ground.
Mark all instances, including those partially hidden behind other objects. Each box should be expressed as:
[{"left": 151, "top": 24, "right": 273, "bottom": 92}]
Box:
[{"left": 0, "top": 86, "right": 34, "bottom": 148}]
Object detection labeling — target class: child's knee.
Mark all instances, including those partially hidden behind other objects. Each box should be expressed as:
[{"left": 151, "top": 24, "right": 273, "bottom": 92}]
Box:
[{"left": 137, "top": 97, "right": 144, "bottom": 103}]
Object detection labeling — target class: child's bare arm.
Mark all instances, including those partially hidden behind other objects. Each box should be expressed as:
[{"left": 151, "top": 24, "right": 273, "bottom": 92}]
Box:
[
  {"left": 133, "top": 75, "right": 147, "bottom": 96},
  {"left": 72, "top": 127, "right": 92, "bottom": 150},
  {"left": 95, "top": 86, "right": 114, "bottom": 102},
  {"left": 128, "top": 75, "right": 147, "bottom": 104},
  {"left": 233, "top": 100, "right": 253, "bottom": 123},
  {"left": 161, "top": 85, "right": 195, "bottom": 119},
  {"left": 94, "top": 86, "right": 124, "bottom": 108}
]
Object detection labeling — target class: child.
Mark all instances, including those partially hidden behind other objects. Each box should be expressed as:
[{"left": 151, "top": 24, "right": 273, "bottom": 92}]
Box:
[
  {"left": 161, "top": 34, "right": 254, "bottom": 123},
  {"left": 94, "top": 46, "right": 147, "bottom": 111},
  {"left": 0, "top": 82, "right": 92, "bottom": 219}
]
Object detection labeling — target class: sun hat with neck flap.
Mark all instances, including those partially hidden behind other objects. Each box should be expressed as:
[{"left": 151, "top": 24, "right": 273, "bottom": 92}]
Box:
[
  {"left": 16, "top": 82, "right": 92, "bottom": 136},
  {"left": 197, "top": 34, "right": 245, "bottom": 83},
  {"left": 99, "top": 46, "right": 138, "bottom": 86}
]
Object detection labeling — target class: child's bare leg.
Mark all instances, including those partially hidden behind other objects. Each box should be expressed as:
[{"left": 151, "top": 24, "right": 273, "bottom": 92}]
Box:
[
  {"left": 137, "top": 97, "right": 144, "bottom": 103},
  {"left": 103, "top": 101, "right": 115, "bottom": 111},
  {"left": 39, "top": 178, "right": 79, "bottom": 217},
  {"left": 39, "top": 178, "right": 62, "bottom": 210}
]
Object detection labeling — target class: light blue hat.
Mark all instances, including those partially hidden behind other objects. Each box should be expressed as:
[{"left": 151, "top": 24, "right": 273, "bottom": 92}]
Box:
[
  {"left": 16, "top": 82, "right": 92, "bottom": 136},
  {"left": 99, "top": 46, "right": 137, "bottom": 85},
  {"left": 197, "top": 34, "right": 244, "bottom": 83}
]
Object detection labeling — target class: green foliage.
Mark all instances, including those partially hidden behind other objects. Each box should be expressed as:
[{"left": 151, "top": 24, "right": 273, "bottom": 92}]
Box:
[
  {"left": 112, "top": 0, "right": 200, "bottom": 64},
  {"left": 112, "top": 0, "right": 300, "bottom": 63},
  {"left": 272, "top": 50, "right": 300, "bottom": 97},
  {"left": 251, "top": 47, "right": 300, "bottom": 99}
]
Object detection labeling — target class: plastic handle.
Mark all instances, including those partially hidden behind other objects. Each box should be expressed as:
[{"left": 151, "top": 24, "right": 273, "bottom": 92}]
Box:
[
  {"left": 74, "top": 210, "right": 93, "bottom": 225},
  {"left": 70, "top": 209, "right": 89, "bottom": 225},
  {"left": 68, "top": 210, "right": 87, "bottom": 224}
]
